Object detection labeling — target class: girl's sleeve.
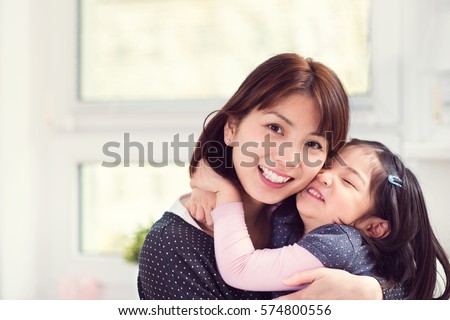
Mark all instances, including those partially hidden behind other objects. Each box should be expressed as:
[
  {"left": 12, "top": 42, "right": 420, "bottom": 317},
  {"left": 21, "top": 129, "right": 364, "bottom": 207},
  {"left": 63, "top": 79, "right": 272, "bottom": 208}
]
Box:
[{"left": 212, "top": 202, "right": 323, "bottom": 291}]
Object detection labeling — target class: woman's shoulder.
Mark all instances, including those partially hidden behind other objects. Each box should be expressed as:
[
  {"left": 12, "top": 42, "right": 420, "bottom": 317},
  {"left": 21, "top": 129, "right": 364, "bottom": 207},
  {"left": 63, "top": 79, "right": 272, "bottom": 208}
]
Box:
[
  {"left": 142, "top": 211, "right": 214, "bottom": 258},
  {"left": 149, "top": 211, "right": 204, "bottom": 238}
]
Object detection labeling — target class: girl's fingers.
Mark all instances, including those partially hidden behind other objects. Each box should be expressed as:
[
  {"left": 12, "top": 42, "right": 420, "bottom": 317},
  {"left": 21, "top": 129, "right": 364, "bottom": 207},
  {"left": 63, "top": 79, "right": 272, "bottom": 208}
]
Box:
[
  {"left": 188, "top": 202, "right": 197, "bottom": 218},
  {"left": 196, "top": 206, "right": 206, "bottom": 223},
  {"left": 205, "top": 207, "right": 214, "bottom": 226}
]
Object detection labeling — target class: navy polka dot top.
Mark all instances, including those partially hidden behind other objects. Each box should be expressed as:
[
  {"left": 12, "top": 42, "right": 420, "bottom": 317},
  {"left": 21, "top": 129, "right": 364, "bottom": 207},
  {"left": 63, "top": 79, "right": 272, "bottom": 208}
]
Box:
[{"left": 138, "top": 211, "right": 270, "bottom": 299}]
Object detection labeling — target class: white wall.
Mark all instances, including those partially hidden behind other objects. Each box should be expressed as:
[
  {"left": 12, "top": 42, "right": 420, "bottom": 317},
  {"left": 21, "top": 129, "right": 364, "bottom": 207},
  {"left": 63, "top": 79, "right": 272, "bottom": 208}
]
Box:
[
  {"left": 410, "top": 161, "right": 450, "bottom": 254},
  {"left": 0, "top": 0, "right": 449, "bottom": 299},
  {"left": 0, "top": 0, "right": 38, "bottom": 299},
  {"left": 402, "top": 0, "right": 450, "bottom": 254}
]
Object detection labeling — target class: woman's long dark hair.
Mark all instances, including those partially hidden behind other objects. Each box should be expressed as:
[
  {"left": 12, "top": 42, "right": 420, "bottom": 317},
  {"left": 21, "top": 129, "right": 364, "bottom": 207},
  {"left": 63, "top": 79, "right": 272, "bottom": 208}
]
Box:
[
  {"left": 346, "top": 139, "right": 450, "bottom": 299},
  {"left": 189, "top": 53, "right": 350, "bottom": 189}
]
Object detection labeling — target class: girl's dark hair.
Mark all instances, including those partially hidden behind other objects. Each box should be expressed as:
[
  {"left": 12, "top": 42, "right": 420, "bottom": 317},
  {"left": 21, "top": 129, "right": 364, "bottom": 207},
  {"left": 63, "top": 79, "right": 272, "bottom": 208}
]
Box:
[
  {"left": 346, "top": 138, "right": 450, "bottom": 300},
  {"left": 189, "top": 53, "right": 350, "bottom": 187}
]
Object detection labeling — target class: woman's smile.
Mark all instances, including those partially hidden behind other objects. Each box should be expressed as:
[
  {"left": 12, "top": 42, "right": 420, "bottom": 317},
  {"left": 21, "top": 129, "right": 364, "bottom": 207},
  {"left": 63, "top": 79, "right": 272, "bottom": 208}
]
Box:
[
  {"left": 258, "top": 165, "right": 293, "bottom": 188},
  {"left": 226, "top": 93, "right": 327, "bottom": 204}
]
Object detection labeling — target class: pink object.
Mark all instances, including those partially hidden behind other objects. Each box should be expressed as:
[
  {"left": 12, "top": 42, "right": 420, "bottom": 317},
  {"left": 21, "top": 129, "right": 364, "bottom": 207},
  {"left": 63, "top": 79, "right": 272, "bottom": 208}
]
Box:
[
  {"left": 59, "top": 275, "right": 101, "bottom": 299},
  {"left": 212, "top": 202, "right": 323, "bottom": 291}
]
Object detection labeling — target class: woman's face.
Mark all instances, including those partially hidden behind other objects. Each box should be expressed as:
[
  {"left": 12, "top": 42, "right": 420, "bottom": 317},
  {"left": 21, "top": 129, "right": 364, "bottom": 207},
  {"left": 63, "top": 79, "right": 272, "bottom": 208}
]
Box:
[{"left": 225, "top": 94, "right": 327, "bottom": 205}]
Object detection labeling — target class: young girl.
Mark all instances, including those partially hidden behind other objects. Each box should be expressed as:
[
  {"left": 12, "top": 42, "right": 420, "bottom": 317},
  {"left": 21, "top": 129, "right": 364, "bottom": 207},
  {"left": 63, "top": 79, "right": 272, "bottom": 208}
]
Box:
[{"left": 190, "top": 139, "right": 450, "bottom": 299}]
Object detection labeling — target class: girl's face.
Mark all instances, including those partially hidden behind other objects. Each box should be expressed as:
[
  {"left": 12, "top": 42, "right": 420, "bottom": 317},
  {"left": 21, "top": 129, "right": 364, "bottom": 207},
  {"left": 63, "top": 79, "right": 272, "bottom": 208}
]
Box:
[
  {"left": 225, "top": 94, "right": 327, "bottom": 205},
  {"left": 296, "top": 146, "right": 377, "bottom": 233}
]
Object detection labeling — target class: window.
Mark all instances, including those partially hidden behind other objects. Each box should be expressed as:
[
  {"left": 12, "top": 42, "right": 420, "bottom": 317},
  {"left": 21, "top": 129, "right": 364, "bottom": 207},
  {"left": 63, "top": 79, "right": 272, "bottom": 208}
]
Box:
[
  {"left": 79, "top": 163, "right": 190, "bottom": 255},
  {"left": 79, "top": 0, "right": 371, "bottom": 102}
]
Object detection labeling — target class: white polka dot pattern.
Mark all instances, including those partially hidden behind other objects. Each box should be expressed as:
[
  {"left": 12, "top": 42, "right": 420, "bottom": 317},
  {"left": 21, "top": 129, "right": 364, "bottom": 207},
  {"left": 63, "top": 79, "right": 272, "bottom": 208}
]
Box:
[{"left": 138, "top": 212, "right": 271, "bottom": 300}]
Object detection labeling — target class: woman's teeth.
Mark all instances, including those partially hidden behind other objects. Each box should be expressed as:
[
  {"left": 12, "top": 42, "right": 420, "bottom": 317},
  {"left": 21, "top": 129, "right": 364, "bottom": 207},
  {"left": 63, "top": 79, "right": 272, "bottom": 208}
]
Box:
[{"left": 259, "top": 165, "right": 291, "bottom": 183}]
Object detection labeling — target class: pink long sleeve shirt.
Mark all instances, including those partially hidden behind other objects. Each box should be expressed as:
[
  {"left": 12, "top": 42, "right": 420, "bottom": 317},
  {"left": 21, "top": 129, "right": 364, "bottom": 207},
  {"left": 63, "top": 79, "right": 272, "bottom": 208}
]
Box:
[{"left": 212, "top": 202, "right": 324, "bottom": 291}]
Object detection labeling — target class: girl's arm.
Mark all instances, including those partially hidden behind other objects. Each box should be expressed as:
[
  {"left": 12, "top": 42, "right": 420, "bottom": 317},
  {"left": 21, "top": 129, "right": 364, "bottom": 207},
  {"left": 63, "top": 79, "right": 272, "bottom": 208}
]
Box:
[{"left": 212, "top": 202, "right": 323, "bottom": 291}]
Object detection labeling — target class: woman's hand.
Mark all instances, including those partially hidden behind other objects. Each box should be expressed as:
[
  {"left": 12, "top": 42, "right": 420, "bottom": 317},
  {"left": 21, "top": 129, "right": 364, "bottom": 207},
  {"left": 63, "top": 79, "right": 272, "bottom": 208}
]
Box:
[{"left": 275, "top": 268, "right": 383, "bottom": 300}]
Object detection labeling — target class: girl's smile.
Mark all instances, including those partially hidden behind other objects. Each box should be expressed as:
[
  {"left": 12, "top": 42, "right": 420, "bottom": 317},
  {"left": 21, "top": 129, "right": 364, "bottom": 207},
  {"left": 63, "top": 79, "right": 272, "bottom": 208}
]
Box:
[{"left": 305, "top": 187, "right": 324, "bottom": 202}]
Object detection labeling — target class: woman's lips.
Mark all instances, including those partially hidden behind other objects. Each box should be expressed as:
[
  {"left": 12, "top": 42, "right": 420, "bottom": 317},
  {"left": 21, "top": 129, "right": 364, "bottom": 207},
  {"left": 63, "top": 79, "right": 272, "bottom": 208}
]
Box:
[{"left": 258, "top": 165, "right": 293, "bottom": 188}]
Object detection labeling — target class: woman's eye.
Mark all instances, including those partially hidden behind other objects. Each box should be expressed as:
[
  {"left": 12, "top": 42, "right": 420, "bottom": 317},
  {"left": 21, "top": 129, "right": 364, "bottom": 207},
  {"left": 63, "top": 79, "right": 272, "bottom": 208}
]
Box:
[
  {"left": 306, "top": 141, "right": 323, "bottom": 150},
  {"left": 267, "top": 124, "right": 283, "bottom": 134}
]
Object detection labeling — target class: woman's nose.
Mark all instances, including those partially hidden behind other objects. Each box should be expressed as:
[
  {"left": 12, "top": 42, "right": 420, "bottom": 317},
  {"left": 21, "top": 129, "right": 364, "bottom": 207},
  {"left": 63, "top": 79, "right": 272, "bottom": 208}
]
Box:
[
  {"left": 271, "top": 142, "right": 301, "bottom": 168},
  {"left": 317, "top": 171, "right": 332, "bottom": 186}
]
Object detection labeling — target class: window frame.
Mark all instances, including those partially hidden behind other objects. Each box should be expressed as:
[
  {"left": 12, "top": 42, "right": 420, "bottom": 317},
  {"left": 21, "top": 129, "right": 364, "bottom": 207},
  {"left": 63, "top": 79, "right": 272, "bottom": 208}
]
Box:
[{"left": 39, "top": 0, "right": 401, "bottom": 133}]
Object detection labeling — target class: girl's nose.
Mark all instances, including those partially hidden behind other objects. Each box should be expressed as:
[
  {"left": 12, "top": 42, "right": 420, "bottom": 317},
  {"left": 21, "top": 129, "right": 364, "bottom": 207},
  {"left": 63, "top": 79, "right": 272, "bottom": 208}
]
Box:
[{"left": 317, "top": 171, "right": 332, "bottom": 186}]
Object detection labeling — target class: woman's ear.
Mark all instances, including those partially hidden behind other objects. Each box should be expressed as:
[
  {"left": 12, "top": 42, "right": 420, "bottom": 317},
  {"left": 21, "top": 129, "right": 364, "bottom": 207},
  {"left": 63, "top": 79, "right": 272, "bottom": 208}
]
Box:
[
  {"left": 359, "top": 217, "right": 390, "bottom": 239},
  {"left": 224, "top": 117, "right": 238, "bottom": 145}
]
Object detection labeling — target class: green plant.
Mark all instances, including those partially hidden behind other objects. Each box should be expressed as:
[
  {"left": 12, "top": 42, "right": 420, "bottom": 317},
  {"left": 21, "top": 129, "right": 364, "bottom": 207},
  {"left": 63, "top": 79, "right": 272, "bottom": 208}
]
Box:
[{"left": 123, "top": 223, "right": 152, "bottom": 264}]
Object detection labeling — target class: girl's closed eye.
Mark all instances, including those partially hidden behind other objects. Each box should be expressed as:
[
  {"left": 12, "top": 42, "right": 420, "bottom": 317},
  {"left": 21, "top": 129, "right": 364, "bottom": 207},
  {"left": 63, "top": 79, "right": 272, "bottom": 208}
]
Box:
[{"left": 343, "top": 178, "right": 356, "bottom": 189}]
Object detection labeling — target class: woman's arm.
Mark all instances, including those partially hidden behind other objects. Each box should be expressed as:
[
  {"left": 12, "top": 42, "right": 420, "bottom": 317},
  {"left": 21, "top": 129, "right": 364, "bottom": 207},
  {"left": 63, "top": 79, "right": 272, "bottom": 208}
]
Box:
[
  {"left": 212, "top": 202, "right": 323, "bottom": 291},
  {"left": 274, "top": 268, "right": 383, "bottom": 300}
]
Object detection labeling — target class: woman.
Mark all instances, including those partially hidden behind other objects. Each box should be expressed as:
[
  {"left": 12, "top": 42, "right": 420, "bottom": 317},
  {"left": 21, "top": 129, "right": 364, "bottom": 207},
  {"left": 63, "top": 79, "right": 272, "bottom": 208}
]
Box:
[{"left": 138, "top": 53, "right": 398, "bottom": 299}]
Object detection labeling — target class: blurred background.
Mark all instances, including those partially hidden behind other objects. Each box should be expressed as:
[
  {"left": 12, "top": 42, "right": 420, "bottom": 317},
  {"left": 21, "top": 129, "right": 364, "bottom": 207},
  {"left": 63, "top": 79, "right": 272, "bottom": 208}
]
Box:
[{"left": 1, "top": 0, "right": 449, "bottom": 299}]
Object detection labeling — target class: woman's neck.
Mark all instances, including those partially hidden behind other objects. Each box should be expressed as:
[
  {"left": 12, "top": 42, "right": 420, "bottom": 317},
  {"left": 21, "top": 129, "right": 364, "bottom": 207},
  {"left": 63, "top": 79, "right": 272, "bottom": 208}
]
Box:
[
  {"left": 240, "top": 192, "right": 265, "bottom": 222},
  {"left": 240, "top": 192, "right": 270, "bottom": 249}
]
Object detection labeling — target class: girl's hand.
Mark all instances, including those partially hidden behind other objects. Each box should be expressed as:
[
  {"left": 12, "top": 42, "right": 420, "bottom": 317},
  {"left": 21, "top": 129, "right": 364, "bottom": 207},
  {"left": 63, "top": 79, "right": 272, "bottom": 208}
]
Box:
[
  {"left": 190, "top": 159, "right": 230, "bottom": 193},
  {"left": 191, "top": 160, "right": 241, "bottom": 206},
  {"left": 187, "top": 187, "right": 216, "bottom": 227},
  {"left": 275, "top": 268, "right": 383, "bottom": 300}
]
